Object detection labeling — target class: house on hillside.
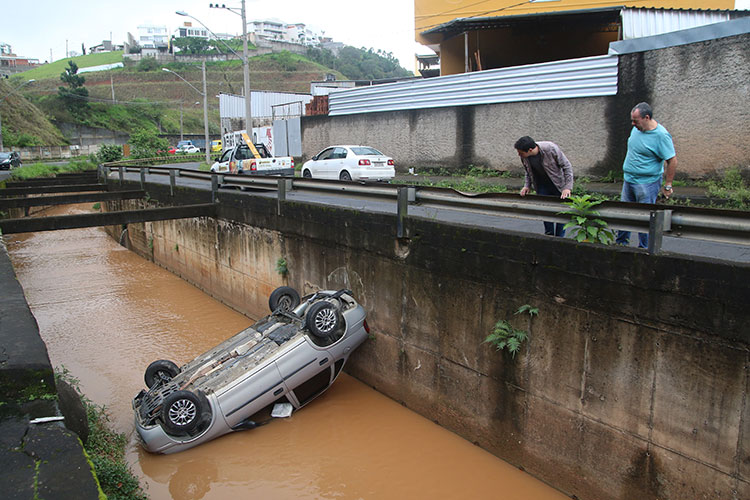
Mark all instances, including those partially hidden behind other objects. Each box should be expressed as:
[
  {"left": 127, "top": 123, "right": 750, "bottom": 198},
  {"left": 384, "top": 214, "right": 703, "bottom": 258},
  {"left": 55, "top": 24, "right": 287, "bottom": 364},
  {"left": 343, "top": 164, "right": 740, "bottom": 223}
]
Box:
[
  {"left": 0, "top": 43, "right": 41, "bottom": 77},
  {"left": 249, "top": 19, "right": 322, "bottom": 46},
  {"left": 414, "top": 0, "right": 749, "bottom": 75},
  {"left": 137, "top": 25, "right": 170, "bottom": 56}
]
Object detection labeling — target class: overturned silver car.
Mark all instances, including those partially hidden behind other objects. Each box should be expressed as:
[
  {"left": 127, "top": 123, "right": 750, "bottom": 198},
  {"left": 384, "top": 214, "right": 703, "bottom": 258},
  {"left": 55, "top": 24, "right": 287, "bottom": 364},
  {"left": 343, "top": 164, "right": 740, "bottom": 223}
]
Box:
[{"left": 133, "top": 287, "right": 369, "bottom": 454}]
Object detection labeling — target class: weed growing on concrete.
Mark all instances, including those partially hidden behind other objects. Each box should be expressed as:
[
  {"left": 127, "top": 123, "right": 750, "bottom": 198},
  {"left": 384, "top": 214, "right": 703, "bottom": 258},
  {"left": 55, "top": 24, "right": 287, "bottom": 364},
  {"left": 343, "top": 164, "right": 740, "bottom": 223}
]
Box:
[
  {"left": 147, "top": 236, "right": 154, "bottom": 251},
  {"left": 484, "top": 305, "right": 538, "bottom": 357},
  {"left": 276, "top": 257, "right": 288, "bottom": 276},
  {"left": 174, "top": 243, "right": 179, "bottom": 252},
  {"left": 600, "top": 170, "right": 623, "bottom": 183},
  {"left": 703, "top": 167, "right": 750, "bottom": 209},
  {"left": 559, "top": 195, "right": 616, "bottom": 244},
  {"left": 92, "top": 203, "right": 101, "bottom": 211},
  {"left": 55, "top": 367, "right": 148, "bottom": 500}
]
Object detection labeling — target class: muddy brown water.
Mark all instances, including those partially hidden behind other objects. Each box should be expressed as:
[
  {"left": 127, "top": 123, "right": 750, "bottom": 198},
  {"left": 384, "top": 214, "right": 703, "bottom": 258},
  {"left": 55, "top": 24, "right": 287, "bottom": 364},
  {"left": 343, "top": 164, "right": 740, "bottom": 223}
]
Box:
[{"left": 6, "top": 204, "right": 567, "bottom": 500}]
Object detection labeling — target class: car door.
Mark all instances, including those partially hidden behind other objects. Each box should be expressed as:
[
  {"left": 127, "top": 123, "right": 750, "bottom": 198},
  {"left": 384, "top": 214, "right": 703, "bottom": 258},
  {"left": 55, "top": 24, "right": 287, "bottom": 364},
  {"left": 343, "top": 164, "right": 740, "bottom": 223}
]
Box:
[
  {"left": 275, "top": 339, "right": 333, "bottom": 406},
  {"left": 212, "top": 148, "right": 232, "bottom": 172},
  {"left": 332, "top": 147, "right": 350, "bottom": 179},
  {"left": 311, "top": 147, "right": 335, "bottom": 178}
]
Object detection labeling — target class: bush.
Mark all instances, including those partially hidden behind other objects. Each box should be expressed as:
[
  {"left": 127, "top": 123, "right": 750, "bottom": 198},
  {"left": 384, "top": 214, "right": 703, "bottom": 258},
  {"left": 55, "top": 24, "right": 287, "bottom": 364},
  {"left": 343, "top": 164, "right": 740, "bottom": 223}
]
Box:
[
  {"left": 96, "top": 143, "right": 123, "bottom": 163},
  {"left": 129, "top": 128, "right": 170, "bottom": 158},
  {"left": 136, "top": 57, "right": 160, "bottom": 72}
]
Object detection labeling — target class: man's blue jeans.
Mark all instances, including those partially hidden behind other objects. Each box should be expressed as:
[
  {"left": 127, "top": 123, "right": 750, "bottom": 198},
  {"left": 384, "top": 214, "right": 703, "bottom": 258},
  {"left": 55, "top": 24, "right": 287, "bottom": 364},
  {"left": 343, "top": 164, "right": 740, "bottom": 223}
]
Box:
[
  {"left": 536, "top": 183, "right": 565, "bottom": 237},
  {"left": 616, "top": 179, "right": 662, "bottom": 248}
]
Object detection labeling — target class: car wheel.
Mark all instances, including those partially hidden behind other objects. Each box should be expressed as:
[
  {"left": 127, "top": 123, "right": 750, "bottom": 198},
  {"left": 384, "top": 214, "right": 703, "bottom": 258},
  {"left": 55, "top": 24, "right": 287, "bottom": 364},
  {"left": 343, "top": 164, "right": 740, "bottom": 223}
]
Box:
[
  {"left": 161, "top": 390, "right": 204, "bottom": 435},
  {"left": 144, "top": 359, "right": 180, "bottom": 388},
  {"left": 306, "top": 301, "right": 341, "bottom": 338},
  {"left": 302, "top": 169, "right": 312, "bottom": 178},
  {"left": 339, "top": 171, "right": 352, "bottom": 181},
  {"left": 269, "top": 286, "right": 300, "bottom": 313}
]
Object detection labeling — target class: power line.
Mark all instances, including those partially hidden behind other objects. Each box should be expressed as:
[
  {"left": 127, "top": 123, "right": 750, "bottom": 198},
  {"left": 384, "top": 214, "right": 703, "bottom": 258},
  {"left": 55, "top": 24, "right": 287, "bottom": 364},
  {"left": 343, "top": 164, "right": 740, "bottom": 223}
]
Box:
[{"left": 416, "top": 0, "right": 534, "bottom": 32}]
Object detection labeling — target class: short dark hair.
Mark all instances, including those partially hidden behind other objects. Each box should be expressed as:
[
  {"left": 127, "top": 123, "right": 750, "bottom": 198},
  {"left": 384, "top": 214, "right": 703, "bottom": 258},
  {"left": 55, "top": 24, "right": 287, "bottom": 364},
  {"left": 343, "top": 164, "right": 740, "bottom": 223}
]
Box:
[
  {"left": 514, "top": 136, "right": 536, "bottom": 151},
  {"left": 631, "top": 102, "right": 653, "bottom": 120}
]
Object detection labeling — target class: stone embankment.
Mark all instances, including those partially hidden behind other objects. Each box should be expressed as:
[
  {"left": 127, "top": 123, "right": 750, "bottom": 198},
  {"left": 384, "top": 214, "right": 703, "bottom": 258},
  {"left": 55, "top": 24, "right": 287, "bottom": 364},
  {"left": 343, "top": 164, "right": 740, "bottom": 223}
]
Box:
[{"left": 0, "top": 242, "right": 99, "bottom": 499}]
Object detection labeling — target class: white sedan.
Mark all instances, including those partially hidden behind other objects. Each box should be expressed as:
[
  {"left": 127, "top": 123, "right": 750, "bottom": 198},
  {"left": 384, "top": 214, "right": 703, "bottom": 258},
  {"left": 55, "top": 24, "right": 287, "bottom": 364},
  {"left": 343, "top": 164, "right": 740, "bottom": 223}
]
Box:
[
  {"left": 177, "top": 144, "right": 200, "bottom": 154},
  {"left": 301, "top": 145, "right": 395, "bottom": 181}
]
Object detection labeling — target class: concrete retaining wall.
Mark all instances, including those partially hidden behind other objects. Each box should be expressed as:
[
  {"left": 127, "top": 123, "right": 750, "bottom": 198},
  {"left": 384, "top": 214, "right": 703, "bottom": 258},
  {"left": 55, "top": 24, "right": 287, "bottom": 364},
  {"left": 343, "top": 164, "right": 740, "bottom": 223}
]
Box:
[
  {"left": 106, "top": 180, "right": 750, "bottom": 500},
  {"left": 301, "top": 32, "right": 750, "bottom": 179}
]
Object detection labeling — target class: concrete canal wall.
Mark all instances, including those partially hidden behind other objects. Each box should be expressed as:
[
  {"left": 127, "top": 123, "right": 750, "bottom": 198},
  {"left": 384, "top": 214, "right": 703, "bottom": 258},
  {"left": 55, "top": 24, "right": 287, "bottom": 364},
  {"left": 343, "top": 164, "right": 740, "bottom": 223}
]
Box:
[{"left": 105, "top": 181, "right": 750, "bottom": 500}]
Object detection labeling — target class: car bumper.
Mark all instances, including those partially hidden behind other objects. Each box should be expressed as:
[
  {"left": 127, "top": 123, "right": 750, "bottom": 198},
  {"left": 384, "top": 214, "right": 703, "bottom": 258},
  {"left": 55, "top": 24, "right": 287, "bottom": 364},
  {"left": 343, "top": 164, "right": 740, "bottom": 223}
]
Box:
[
  {"left": 133, "top": 393, "right": 228, "bottom": 454},
  {"left": 242, "top": 167, "right": 296, "bottom": 177}
]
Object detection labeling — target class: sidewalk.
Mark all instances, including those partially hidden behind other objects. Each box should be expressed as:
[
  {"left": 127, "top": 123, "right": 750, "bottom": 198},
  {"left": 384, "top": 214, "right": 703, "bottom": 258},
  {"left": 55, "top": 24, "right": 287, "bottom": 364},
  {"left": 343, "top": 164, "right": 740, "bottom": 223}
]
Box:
[{"left": 393, "top": 174, "right": 712, "bottom": 203}]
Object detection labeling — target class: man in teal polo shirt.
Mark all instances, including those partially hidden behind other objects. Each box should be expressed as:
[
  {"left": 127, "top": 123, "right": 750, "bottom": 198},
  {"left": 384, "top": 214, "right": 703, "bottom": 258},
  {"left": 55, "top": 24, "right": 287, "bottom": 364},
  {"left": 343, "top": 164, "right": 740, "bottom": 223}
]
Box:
[{"left": 616, "top": 102, "right": 678, "bottom": 248}]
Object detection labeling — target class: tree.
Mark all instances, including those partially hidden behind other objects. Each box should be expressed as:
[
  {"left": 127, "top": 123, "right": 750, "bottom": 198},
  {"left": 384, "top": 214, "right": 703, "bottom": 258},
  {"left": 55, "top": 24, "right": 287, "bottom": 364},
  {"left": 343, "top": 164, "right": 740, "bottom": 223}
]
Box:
[
  {"left": 58, "top": 61, "right": 89, "bottom": 116},
  {"left": 129, "top": 129, "right": 170, "bottom": 158},
  {"left": 172, "top": 37, "right": 211, "bottom": 54}
]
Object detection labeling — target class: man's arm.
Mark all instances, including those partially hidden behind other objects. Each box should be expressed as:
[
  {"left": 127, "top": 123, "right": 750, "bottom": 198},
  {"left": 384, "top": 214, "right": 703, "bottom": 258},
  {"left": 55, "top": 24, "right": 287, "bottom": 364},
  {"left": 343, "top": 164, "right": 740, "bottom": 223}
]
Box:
[
  {"left": 551, "top": 143, "right": 574, "bottom": 194},
  {"left": 662, "top": 156, "right": 677, "bottom": 198}
]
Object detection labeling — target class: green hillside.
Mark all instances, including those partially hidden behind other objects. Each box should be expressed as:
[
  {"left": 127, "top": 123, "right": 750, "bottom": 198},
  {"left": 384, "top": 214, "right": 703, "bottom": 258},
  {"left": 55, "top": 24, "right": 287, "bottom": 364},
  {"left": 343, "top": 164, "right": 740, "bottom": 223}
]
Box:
[
  {"left": 4, "top": 46, "right": 413, "bottom": 144},
  {"left": 0, "top": 79, "right": 66, "bottom": 147},
  {"left": 12, "top": 51, "right": 124, "bottom": 81}
]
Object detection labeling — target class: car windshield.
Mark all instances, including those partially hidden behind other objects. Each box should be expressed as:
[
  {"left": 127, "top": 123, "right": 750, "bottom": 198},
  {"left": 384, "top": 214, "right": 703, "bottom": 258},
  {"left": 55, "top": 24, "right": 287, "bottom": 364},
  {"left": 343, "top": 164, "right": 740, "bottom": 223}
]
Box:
[
  {"left": 0, "top": 153, "right": 10, "bottom": 159},
  {"left": 351, "top": 147, "right": 383, "bottom": 156}
]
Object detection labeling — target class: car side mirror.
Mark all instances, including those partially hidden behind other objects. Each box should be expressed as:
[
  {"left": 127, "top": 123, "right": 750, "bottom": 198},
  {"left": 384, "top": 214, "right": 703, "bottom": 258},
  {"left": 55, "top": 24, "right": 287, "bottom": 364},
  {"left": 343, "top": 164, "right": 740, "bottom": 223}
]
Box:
[{"left": 312, "top": 154, "right": 319, "bottom": 161}]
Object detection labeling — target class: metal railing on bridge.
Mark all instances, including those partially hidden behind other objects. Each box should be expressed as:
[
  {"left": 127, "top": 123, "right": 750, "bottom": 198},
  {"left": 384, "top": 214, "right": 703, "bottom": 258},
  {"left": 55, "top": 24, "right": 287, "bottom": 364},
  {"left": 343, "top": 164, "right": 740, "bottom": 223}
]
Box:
[{"left": 102, "top": 163, "right": 750, "bottom": 255}]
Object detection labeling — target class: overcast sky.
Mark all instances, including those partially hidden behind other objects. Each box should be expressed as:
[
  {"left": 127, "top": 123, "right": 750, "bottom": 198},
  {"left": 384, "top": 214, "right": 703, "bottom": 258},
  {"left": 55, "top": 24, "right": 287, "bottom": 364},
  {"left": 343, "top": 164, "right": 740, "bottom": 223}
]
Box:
[
  {"left": 4, "top": 1, "right": 749, "bottom": 72},
  {"left": 3, "top": 0, "right": 426, "bottom": 70}
]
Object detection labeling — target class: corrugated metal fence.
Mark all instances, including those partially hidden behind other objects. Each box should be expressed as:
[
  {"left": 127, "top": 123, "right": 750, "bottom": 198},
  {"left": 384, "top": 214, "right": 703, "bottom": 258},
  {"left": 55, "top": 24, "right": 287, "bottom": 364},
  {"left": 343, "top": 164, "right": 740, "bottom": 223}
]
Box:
[
  {"left": 328, "top": 55, "right": 618, "bottom": 116},
  {"left": 219, "top": 91, "right": 313, "bottom": 121}
]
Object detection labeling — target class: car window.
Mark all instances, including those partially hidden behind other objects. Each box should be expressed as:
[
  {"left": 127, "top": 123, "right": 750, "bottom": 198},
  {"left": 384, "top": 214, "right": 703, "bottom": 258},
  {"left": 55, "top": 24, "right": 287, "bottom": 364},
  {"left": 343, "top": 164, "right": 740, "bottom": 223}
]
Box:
[
  {"left": 0, "top": 153, "right": 9, "bottom": 159},
  {"left": 220, "top": 149, "right": 232, "bottom": 162},
  {"left": 316, "top": 148, "right": 335, "bottom": 161},
  {"left": 333, "top": 147, "right": 348, "bottom": 159},
  {"left": 293, "top": 367, "right": 332, "bottom": 405},
  {"left": 351, "top": 147, "right": 383, "bottom": 156},
  {"left": 235, "top": 145, "right": 253, "bottom": 160}
]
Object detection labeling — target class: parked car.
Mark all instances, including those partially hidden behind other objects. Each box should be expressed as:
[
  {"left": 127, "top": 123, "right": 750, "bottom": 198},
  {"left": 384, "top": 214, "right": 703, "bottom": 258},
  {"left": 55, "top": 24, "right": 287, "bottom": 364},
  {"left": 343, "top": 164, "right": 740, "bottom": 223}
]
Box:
[
  {"left": 176, "top": 144, "right": 200, "bottom": 154},
  {"left": 133, "top": 287, "right": 369, "bottom": 454},
  {"left": 0, "top": 151, "right": 22, "bottom": 170},
  {"left": 301, "top": 145, "right": 395, "bottom": 181}
]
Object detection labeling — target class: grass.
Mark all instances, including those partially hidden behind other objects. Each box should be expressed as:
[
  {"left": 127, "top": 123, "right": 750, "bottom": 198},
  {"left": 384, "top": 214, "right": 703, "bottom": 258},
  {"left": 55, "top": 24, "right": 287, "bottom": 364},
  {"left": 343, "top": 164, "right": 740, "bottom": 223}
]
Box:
[
  {"left": 10, "top": 159, "right": 97, "bottom": 179},
  {"left": 10, "top": 52, "right": 124, "bottom": 81},
  {"left": 55, "top": 367, "right": 148, "bottom": 500}
]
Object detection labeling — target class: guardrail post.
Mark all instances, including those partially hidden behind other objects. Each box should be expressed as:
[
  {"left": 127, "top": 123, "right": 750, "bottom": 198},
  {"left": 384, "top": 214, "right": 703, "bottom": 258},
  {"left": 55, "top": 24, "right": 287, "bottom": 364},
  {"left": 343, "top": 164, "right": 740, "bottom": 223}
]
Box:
[
  {"left": 139, "top": 168, "right": 146, "bottom": 190},
  {"left": 648, "top": 209, "right": 671, "bottom": 255},
  {"left": 211, "top": 174, "right": 218, "bottom": 203},
  {"left": 277, "top": 178, "right": 287, "bottom": 215},
  {"left": 118, "top": 167, "right": 124, "bottom": 186},
  {"left": 397, "top": 187, "right": 410, "bottom": 238},
  {"left": 170, "top": 170, "right": 176, "bottom": 197}
]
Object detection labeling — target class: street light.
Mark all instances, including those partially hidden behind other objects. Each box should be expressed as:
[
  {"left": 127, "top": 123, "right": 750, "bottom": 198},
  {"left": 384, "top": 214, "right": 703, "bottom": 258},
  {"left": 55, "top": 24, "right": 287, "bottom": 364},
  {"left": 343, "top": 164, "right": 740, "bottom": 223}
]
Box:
[
  {"left": 162, "top": 66, "right": 210, "bottom": 164},
  {"left": 0, "top": 79, "right": 35, "bottom": 151},
  {"left": 178, "top": 5, "right": 252, "bottom": 134}
]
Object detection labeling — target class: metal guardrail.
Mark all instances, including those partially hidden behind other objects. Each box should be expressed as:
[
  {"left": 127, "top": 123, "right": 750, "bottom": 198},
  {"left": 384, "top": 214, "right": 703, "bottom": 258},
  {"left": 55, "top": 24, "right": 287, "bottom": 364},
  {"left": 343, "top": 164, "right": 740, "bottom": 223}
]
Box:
[{"left": 102, "top": 164, "right": 750, "bottom": 254}]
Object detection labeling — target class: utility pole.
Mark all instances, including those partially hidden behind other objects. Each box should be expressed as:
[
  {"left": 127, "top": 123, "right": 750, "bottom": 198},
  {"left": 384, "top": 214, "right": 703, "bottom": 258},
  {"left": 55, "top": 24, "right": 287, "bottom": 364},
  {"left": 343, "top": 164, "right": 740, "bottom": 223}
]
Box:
[
  {"left": 206, "top": 3, "right": 252, "bottom": 133},
  {"left": 241, "top": 0, "right": 251, "bottom": 134},
  {"left": 202, "top": 61, "right": 210, "bottom": 164},
  {"left": 110, "top": 73, "right": 115, "bottom": 102}
]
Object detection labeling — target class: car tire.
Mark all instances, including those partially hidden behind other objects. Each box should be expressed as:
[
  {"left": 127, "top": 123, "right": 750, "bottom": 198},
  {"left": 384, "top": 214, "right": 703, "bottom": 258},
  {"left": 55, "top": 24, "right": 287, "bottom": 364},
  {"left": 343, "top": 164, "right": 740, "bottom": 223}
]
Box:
[
  {"left": 161, "top": 390, "right": 204, "bottom": 435},
  {"left": 302, "top": 169, "right": 312, "bottom": 178},
  {"left": 269, "top": 286, "right": 300, "bottom": 313},
  {"left": 144, "top": 359, "right": 180, "bottom": 388},
  {"left": 306, "top": 301, "right": 341, "bottom": 338},
  {"left": 339, "top": 171, "right": 352, "bottom": 181}
]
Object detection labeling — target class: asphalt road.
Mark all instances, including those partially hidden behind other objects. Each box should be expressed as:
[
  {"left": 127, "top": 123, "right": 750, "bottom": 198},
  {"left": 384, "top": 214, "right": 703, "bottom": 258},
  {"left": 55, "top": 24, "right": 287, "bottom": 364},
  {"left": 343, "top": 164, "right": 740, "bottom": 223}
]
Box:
[{"left": 107, "top": 168, "right": 750, "bottom": 264}]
